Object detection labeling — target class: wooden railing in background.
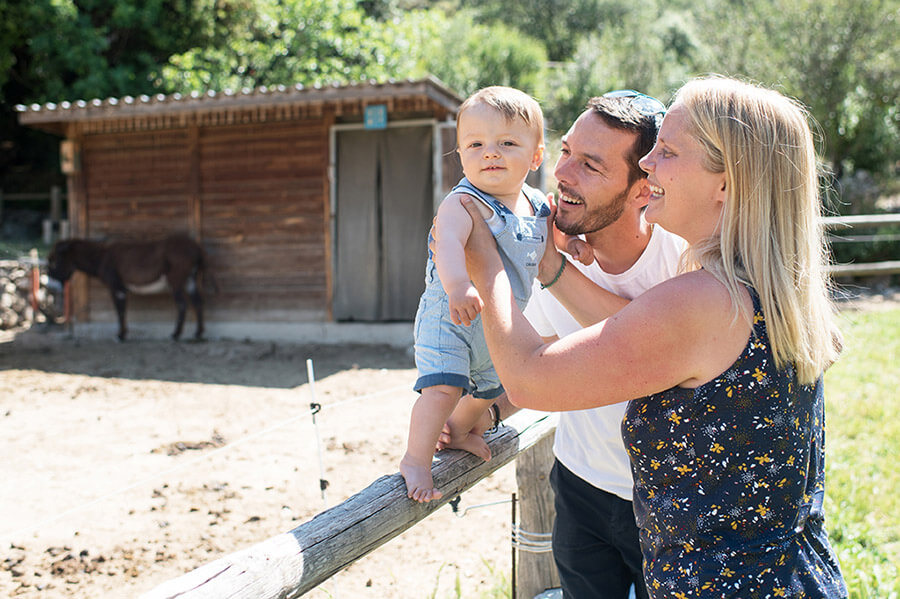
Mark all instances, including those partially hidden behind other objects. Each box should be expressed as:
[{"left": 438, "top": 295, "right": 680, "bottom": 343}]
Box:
[{"left": 824, "top": 213, "right": 900, "bottom": 277}]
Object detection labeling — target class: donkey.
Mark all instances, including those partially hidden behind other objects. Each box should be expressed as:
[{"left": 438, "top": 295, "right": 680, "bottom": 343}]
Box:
[{"left": 48, "top": 234, "right": 213, "bottom": 341}]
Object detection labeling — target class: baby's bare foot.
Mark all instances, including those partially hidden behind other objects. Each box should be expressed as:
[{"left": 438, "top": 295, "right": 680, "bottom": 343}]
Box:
[
  {"left": 453, "top": 433, "right": 492, "bottom": 461},
  {"left": 400, "top": 455, "right": 444, "bottom": 503}
]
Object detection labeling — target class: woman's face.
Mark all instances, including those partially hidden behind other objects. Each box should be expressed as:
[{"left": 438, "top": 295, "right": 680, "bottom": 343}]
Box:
[{"left": 639, "top": 104, "right": 726, "bottom": 244}]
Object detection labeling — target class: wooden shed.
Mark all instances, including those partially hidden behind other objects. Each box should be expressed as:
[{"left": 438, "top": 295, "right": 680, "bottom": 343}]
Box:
[{"left": 18, "top": 78, "right": 465, "bottom": 339}]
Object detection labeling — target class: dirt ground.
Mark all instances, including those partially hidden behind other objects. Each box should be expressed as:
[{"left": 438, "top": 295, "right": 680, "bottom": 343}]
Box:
[
  {"left": 1, "top": 285, "right": 897, "bottom": 599},
  {"left": 0, "top": 329, "right": 517, "bottom": 599}
]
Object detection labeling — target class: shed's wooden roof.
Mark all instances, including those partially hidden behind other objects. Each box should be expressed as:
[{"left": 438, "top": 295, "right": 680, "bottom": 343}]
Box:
[{"left": 17, "top": 77, "right": 461, "bottom": 135}]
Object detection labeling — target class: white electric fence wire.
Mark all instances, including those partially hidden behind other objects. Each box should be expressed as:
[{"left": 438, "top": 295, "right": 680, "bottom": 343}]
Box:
[
  {"left": 450, "top": 497, "right": 512, "bottom": 518},
  {"left": 511, "top": 524, "right": 553, "bottom": 554},
  {"left": 451, "top": 497, "right": 552, "bottom": 554}
]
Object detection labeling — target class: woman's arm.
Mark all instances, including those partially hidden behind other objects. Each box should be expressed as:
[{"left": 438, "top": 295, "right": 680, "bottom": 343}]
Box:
[
  {"left": 537, "top": 248, "right": 631, "bottom": 327},
  {"left": 462, "top": 197, "right": 750, "bottom": 411},
  {"left": 433, "top": 193, "right": 492, "bottom": 326},
  {"left": 536, "top": 201, "right": 631, "bottom": 326}
]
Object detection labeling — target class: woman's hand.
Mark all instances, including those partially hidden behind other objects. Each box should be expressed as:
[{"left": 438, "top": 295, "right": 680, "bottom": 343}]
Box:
[
  {"left": 460, "top": 196, "right": 503, "bottom": 289},
  {"left": 538, "top": 198, "right": 566, "bottom": 283}
]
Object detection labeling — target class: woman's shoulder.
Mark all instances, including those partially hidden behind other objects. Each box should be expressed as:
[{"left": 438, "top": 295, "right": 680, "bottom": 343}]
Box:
[
  {"left": 629, "top": 270, "right": 750, "bottom": 338},
  {"left": 625, "top": 270, "right": 754, "bottom": 387},
  {"left": 641, "top": 269, "right": 732, "bottom": 307}
]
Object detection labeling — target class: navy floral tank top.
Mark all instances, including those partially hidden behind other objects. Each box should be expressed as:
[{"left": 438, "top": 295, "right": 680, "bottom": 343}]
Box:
[{"left": 622, "top": 286, "right": 847, "bottom": 598}]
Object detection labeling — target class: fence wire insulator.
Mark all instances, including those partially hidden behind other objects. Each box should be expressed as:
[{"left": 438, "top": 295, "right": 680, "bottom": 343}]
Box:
[{"left": 449, "top": 496, "right": 461, "bottom": 514}]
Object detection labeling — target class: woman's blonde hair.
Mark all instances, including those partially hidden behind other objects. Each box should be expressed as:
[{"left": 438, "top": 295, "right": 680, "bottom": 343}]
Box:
[{"left": 676, "top": 76, "right": 841, "bottom": 384}]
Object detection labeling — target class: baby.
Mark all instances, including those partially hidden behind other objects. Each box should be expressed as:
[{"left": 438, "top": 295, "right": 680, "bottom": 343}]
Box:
[{"left": 400, "top": 86, "right": 550, "bottom": 502}]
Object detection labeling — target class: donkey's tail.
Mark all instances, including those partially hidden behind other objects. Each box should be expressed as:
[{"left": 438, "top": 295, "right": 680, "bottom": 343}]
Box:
[{"left": 197, "top": 249, "right": 220, "bottom": 294}]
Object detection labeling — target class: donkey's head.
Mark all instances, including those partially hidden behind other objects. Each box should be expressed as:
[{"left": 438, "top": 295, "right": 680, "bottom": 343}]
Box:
[{"left": 47, "top": 240, "right": 77, "bottom": 283}]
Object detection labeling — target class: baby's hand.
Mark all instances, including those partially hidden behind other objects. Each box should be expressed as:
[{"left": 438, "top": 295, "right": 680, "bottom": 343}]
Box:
[
  {"left": 550, "top": 215, "right": 593, "bottom": 266},
  {"left": 565, "top": 237, "right": 594, "bottom": 266},
  {"left": 448, "top": 283, "right": 483, "bottom": 326}
]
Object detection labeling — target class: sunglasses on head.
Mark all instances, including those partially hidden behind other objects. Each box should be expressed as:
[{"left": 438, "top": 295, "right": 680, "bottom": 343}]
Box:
[{"left": 602, "top": 89, "right": 666, "bottom": 123}]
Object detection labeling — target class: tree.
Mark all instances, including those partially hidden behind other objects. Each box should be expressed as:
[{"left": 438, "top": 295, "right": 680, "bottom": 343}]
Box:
[
  {"left": 692, "top": 0, "right": 900, "bottom": 178},
  {"left": 540, "top": 2, "right": 701, "bottom": 134},
  {"left": 0, "top": 0, "right": 232, "bottom": 189},
  {"left": 157, "top": 0, "right": 419, "bottom": 92},
  {"left": 460, "top": 0, "right": 608, "bottom": 62},
  {"left": 398, "top": 9, "right": 547, "bottom": 98}
]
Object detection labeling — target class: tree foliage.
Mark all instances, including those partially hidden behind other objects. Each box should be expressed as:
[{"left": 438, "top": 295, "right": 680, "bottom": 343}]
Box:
[
  {"left": 1, "top": 0, "right": 226, "bottom": 104},
  {"left": 157, "top": 0, "right": 419, "bottom": 92},
  {"left": 539, "top": 2, "right": 701, "bottom": 133},
  {"left": 0, "top": 0, "right": 231, "bottom": 187},
  {"left": 459, "top": 0, "right": 606, "bottom": 62},
  {"left": 395, "top": 9, "right": 546, "bottom": 98},
  {"left": 692, "top": 0, "right": 900, "bottom": 177}
]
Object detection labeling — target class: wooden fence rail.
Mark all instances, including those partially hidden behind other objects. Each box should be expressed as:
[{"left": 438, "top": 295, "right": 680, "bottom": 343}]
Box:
[
  {"left": 141, "top": 409, "right": 558, "bottom": 599},
  {"left": 824, "top": 214, "right": 900, "bottom": 277}
]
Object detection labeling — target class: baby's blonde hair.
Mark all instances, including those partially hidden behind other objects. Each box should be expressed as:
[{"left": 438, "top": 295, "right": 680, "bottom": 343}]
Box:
[
  {"left": 677, "top": 76, "right": 841, "bottom": 384},
  {"left": 458, "top": 86, "right": 544, "bottom": 144}
]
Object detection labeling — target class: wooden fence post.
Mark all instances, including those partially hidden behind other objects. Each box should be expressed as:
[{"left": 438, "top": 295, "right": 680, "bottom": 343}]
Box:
[{"left": 515, "top": 433, "right": 559, "bottom": 599}]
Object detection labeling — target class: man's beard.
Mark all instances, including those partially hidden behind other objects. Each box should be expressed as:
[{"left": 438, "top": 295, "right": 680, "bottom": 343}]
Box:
[{"left": 555, "top": 184, "right": 629, "bottom": 235}]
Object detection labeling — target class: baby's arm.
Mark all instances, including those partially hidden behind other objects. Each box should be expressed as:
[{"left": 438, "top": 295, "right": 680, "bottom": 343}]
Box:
[{"left": 433, "top": 193, "right": 490, "bottom": 326}]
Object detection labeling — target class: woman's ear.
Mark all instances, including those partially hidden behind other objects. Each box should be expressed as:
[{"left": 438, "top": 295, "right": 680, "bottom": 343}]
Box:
[{"left": 714, "top": 175, "right": 727, "bottom": 204}]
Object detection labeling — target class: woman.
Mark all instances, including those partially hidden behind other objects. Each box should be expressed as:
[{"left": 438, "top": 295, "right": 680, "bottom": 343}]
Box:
[{"left": 460, "top": 77, "right": 847, "bottom": 597}]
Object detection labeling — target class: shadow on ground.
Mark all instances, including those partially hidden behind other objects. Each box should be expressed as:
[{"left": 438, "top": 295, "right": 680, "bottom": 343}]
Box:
[{"left": 1, "top": 325, "right": 414, "bottom": 388}]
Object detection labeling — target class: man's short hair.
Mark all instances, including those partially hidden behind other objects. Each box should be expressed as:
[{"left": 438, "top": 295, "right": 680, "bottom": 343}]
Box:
[{"left": 586, "top": 94, "right": 663, "bottom": 186}]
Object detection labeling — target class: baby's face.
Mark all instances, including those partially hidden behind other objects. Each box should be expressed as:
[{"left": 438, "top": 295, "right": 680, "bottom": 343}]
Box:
[{"left": 457, "top": 103, "right": 543, "bottom": 204}]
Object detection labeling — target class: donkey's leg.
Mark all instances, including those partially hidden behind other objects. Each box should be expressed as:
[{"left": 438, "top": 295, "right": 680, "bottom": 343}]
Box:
[
  {"left": 110, "top": 287, "right": 128, "bottom": 341},
  {"left": 188, "top": 279, "right": 204, "bottom": 340},
  {"left": 171, "top": 287, "right": 188, "bottom": 340}
]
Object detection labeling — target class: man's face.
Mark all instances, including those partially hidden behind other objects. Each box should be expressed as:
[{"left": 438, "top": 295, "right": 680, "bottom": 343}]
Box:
[{"left": 553, "top": 110, "right": 639, "bottom": 235}]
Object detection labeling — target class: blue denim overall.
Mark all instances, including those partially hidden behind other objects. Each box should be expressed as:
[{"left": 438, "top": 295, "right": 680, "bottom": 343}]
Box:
[{"left": 413, "top": 177, "right": 550, "bottom": 399}]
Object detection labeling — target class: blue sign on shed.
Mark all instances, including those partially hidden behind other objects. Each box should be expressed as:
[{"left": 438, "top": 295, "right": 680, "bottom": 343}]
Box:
[{"left": 364, "top": 104, "right": 388, "bottom": 129}]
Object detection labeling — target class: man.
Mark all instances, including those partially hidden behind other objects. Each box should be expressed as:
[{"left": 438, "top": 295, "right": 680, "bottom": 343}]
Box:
[{"left": 443, "top": 91, "right": 685, "bottom": 598}]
